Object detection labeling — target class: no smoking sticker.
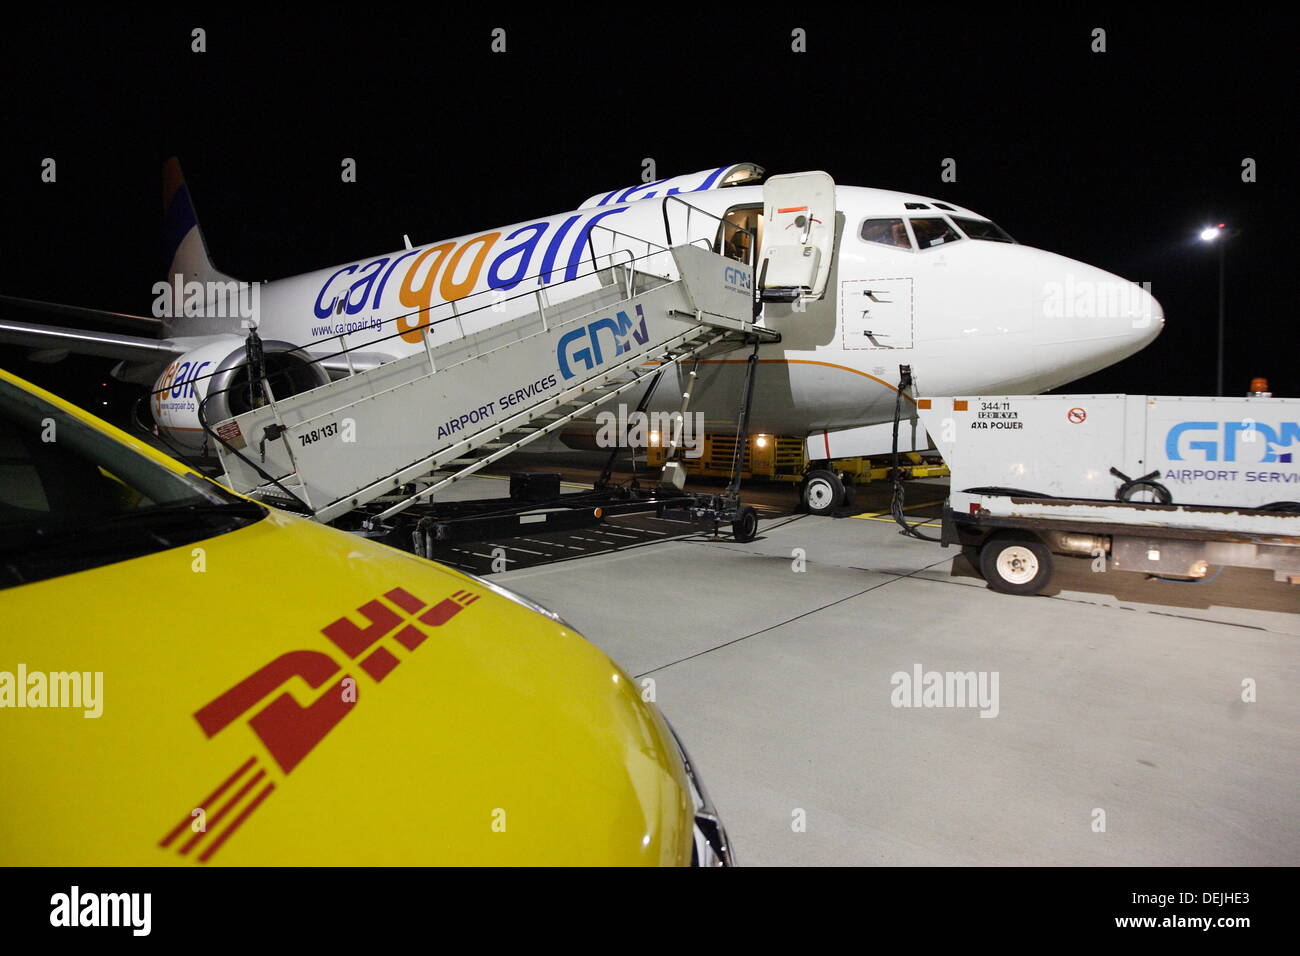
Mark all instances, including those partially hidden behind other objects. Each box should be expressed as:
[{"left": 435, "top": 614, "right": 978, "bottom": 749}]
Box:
[{"left": 1067, "top": 407, "right": 1087, "bottom": 423}]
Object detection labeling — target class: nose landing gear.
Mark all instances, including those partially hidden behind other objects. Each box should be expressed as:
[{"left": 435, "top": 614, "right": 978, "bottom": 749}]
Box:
[{"left": 801, "top": 468, "right": 854, "bottom": 516}]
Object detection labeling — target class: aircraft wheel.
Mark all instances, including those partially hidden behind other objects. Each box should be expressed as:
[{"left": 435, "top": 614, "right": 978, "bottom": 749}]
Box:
[
  {"left": 803, "top": 469, "right": 848, "bottom": 516},
  {"left": 731, "top": 506, "right": 759, "bottom": 543},
  {"left": 979, "top": 531, "right": 1053, "bottom": 595}
]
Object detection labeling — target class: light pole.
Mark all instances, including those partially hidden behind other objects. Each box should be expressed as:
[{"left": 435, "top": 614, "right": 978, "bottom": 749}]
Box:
[{"left": 1199, "top": 224, "right": 1228, "bottom": 396}]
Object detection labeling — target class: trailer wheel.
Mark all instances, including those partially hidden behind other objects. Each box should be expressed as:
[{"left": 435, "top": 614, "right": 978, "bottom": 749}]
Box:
[
  {"left": 803, "top": 470, "right": 847, "bottom": 515},
  {"left": 731, "top": 506, "right": 759, "bottom": 543},
  {"left": 980, "top": 532, "right": 1053, "bottom": 595}
]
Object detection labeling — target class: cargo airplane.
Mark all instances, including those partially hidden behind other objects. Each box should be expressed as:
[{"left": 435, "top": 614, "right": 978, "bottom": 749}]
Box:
[{"left": 0, "top": 160, "right": 1163, "bottom": 511}]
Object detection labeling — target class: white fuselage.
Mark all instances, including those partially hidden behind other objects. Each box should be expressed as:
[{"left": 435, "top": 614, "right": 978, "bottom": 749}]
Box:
[{"left": 158, "top": 177, "right": 1163, "bottom": 449}]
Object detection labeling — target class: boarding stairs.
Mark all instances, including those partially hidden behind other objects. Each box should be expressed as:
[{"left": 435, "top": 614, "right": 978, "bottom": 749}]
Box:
[{"left": 211, "top": 242, "right": 773, "bottom": 524}]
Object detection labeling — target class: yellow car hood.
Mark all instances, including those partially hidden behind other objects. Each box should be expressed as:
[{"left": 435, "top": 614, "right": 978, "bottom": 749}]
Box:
[{"left": 2, "top": 508, "right": 693, "bottom": 865}]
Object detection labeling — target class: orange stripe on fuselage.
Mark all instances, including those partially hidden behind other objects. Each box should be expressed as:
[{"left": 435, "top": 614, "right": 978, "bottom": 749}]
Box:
[{"left": 645, "top": 358, "right": 917, "bottom": 404}]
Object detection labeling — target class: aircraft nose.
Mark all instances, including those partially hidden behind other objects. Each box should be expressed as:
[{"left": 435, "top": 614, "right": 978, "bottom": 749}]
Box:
[
  {"left": 1126, "top": 280, "right": 1164, "bottom": 346},
  {"left": 1107, "top": 276, "right": 1164, "bottom": 372},
  {"left": 1033, "top": 259, "right": 1165, "bottom": 384}
]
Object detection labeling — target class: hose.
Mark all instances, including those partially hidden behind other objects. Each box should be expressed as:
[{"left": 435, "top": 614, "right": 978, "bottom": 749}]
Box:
[
  {"left": 890, "top": 366, "right": 942, "bottom": 542},
  {"left": 1109, "top": 467, "right": 1173, "bottom": 504}
]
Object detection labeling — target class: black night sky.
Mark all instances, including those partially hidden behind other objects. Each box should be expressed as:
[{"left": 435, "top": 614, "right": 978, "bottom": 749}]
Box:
[{"left": 1, "top": 9, "right": 1294, "bottom": 419}]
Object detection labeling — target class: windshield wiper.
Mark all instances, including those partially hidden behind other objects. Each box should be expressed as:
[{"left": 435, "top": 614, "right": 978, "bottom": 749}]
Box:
[
  {"left": 88, "top": 499, "right": 265, "bottom": 527},
  {"left": 3, "top": 500, "right": 267, "bottom": 555}
]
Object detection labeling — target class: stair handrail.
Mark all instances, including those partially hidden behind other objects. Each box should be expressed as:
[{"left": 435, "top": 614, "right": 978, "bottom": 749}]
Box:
[
  {"left": 174, "top": 207, "right": 740, "bottom": 421},
  {"left": 181, "top": 242, "right": 683, "bottom": 423},
  {"left": 247, "top": 249, "right": 714, "bottom": 438},
  {"left": 661, "top": 194, "right": 757, "bottom": 268}
]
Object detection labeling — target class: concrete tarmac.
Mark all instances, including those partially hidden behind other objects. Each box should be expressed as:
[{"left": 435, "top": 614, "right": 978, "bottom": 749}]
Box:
[{"left": 490, "top": 479, "right": 1299, "bottom": 866}]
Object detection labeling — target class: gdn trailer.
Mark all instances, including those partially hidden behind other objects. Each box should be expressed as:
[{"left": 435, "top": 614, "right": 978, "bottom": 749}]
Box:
[{"left": 917, "top": 395, "right": 1300, "bottom": 595}]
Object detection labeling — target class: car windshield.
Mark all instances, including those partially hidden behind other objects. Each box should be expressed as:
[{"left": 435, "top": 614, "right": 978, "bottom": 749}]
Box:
[
  {"left": 0, "top": 378, "right": 265, "bottom": 588},
  {"left": 951, "top": 216, "right": 1015, "bottom": 243}
]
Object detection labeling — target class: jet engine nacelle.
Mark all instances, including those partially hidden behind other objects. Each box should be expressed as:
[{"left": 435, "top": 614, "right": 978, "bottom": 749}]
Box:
[{"left": 150, "top": 337, "right": 329, "bottom": 454}]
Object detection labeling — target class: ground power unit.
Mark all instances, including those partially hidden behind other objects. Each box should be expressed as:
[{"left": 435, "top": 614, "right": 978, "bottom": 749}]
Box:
[{"left": 917, "top": 395, "right": 1300, "bottom": 594}]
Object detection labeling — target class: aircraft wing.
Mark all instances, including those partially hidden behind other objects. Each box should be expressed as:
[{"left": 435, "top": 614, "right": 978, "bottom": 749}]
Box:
[
  {"left": 0, "top": 292, "right": 180, "bottom": 363},
  {"left": 0, "top": 317, "right": 186, "bottom": 361},
  {"left": 0, "top": 293, "right": 164, "bottom": 337},
  {"left": 0, "top": 295, "right": 391, "bottom": 374},
  {"left": 0, "top": 315, "right": 392, "bottom": 379}
]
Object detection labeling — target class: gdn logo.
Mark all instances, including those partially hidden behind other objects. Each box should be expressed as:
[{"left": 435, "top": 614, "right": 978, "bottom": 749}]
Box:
[
  {"left": 50, "top": 886, "right": 151, "bottom": 936},
  {"left": 1165, "top": 420, "right": 1299, "bottom": 463},
  {"left": 557, "top": 304, "right": 649, "bottom": 380},
  {"left": 723, "top": 265, "right": 752, "bottom": 294}
]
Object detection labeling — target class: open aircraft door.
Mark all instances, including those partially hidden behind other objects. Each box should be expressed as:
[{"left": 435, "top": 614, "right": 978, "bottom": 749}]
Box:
[{"left": 759, "top": 170, "right": 836, "bottom": 303}]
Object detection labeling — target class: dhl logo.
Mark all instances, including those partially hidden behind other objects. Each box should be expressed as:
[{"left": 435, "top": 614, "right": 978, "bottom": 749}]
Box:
[{"left": 158, "top": 585, "right": 479, "bottom": 862}]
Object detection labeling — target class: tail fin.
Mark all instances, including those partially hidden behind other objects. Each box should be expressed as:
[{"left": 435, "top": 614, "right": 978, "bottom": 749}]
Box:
[{"left": 162, "top": 157, "right": 237, "bottom": 287}]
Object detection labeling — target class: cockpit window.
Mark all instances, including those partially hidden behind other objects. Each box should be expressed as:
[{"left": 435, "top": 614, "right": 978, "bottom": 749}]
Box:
[
  {"left": 909, "top": 217, "right": 961, "bottom": 250},
  {"left": 859, "top": 218, "right": 912, "bottom": 249},
  {"left": 951, "top": 216, "right": 1015, "bottom": 243}
]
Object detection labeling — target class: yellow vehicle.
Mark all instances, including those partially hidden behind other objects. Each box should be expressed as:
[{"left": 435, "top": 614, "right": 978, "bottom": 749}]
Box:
[{"left": 0, "top": 369, "right": 732, "bottom": 866}]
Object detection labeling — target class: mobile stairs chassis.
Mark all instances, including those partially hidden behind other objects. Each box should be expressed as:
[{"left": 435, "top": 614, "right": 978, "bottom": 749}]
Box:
[{"left": 393, "top": 339, "right": 770, "bottom": 557}]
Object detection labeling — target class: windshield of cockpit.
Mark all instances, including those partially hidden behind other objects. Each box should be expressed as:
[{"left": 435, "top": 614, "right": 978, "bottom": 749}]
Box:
[
  {"left": 859, "top": 213, "right": 1016, "bottom": 249},
  {"left": 949, "top": 216, "right": 1015, "bottom": 243}
]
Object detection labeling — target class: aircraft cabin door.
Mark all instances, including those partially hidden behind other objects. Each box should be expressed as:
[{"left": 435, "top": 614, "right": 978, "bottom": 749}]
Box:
[{"left": 759, "top": 170, "right": 836, "bottom": 303}]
